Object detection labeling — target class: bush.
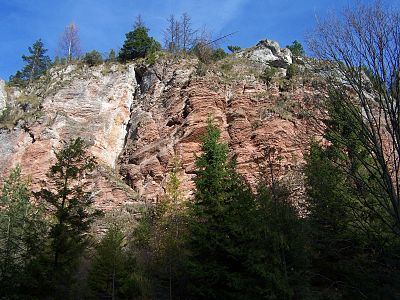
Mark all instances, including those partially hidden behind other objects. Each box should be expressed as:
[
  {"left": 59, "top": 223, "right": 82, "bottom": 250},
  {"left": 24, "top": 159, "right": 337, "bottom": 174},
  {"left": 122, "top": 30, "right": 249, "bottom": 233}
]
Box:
[
  {"left": 227, "top": 45, "right": 241, "bottom": 53},
  {"left": 260, "top": 67, "right": 277, "bottom": 85},
  {"left": 83, "top": 50, "right": 103, "bottom": 66},
  {"left": 192, "top": 42, "right": 213, "bottom": 64},
  {"left": 286, "top": 63, "right": 299, "bottom": 79},
  {"left": 212, "top": 48, "right": 228, "bottom": 61},
  {"left": 286, "top": 40, "right": 304, "bottom": 57}
]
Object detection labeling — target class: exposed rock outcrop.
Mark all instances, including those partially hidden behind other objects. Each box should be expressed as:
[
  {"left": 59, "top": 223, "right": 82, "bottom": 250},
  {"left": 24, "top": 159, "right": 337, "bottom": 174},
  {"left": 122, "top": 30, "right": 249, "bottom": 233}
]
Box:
[
  {"left": 238, "top": 40, "right": 293, "bottom": 69},
  {"left": 0, "top": 64, "right": 139, "bottom": 210},
  {"left": 0, "top": 43, "right": 325, "bottom": 210},
  {"left": 118, "top": 56, "right": 325, "bottom": 202}
]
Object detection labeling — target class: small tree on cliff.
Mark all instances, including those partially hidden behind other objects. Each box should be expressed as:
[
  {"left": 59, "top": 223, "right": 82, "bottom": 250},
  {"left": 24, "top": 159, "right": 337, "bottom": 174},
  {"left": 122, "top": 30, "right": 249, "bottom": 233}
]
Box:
[
  {"left": 9, "top": 39, "right": 51, "bottom": 86},
  {"left": 119, "top": 23, "right": 161, "bottom": 62},
  {"left": 35, "top": 138, "right": 101, "bottom": 290},
  {"left": 59, "top": 23, "right": 81, "bottom": 62}
]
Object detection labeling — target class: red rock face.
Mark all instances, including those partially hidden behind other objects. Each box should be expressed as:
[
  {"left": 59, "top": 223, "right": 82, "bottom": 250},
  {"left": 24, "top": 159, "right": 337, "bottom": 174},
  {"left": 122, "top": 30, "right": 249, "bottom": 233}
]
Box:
[
  {"left": 0, "top": 56, "right": 326, "bottom": 211},
  {"left": 0, "top": 64, "right": 139, "bottom": 211},
  {"left": 119, "top": 59, "right": 326, "bottom": 203}
]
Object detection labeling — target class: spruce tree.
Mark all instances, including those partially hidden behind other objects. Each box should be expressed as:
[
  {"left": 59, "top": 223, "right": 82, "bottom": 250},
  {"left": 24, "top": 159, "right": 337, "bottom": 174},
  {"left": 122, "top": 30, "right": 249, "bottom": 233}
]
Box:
[
  {"left": 251, "top": 183, "right": 310, "bottom": 299},
  {"left": 21, "top": 39, "right": 51, "bottom": 84},
  {"left": 88, "top": 226, "right": 127, "bottom": 299},
  {"left": 119, "top": 26, "right": 161, "bottom": 62},
  {"left": 34, "top": 137, "right": 101, "bottom": 294},
  {"left": 186, "top": 119, "right": 256, "bottom": 299},
  {"left": 305, "top": 92, "right": 400, "bottom": 299}
]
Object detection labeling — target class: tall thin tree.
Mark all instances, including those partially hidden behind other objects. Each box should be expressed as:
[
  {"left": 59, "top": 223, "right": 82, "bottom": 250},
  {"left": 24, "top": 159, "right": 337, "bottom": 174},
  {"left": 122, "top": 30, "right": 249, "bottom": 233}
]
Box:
[{"left": 59, "top": 23, "right": 81, "bottom": 62}]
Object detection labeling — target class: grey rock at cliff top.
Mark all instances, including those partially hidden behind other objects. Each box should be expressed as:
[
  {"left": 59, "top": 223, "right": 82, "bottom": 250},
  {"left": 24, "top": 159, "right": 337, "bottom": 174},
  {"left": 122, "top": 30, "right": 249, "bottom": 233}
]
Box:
[
  {"left": 238, "top": 39, "right": 292, "bottom": 68},
  {"left": 0, "top": 80, "right": 7, "bottom": 114}
]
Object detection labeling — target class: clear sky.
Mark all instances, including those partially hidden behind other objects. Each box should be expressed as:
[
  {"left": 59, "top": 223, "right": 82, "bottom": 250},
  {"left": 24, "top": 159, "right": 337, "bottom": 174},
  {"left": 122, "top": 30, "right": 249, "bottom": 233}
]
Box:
[{"left": 0, "top": 0, "right": 399, "bottom": 80}]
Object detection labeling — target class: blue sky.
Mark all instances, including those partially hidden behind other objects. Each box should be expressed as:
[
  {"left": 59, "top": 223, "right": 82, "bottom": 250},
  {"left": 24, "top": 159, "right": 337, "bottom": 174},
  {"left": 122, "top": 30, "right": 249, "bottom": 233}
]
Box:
[{"left": 0, "top": 0, "right": 399, "bottom": 79}]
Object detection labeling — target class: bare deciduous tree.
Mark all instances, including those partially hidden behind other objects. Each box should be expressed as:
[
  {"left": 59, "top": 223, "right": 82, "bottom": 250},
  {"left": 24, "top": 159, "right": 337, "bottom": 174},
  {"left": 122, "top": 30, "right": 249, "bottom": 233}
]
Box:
[
  {"left": 180, "top": 13, "right": 196, "bottom": 51},
  {"left": 59, "top": 23, "right": 81, "bottom": 62},
  {"left": 164, "top": 14, "right": 181, "bottom": 53},
  {"left": 164, "top": 13, "right": 198, "bottom": 53},
  {"left": 308, "top": 2, "right": 400, "bottom": 235}
]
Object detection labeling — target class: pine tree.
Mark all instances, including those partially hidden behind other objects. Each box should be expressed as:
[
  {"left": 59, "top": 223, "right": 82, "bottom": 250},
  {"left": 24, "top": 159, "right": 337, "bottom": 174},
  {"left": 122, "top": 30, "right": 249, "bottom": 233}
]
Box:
[
  {"left": 10, "top": 39, "right": 51, "bottom": 86},
  {"left": 119, "top": 26, "right": 161, "bottom": 62},
  {"left": 34, "top": 138, "right": 101, "bottom": 294}
]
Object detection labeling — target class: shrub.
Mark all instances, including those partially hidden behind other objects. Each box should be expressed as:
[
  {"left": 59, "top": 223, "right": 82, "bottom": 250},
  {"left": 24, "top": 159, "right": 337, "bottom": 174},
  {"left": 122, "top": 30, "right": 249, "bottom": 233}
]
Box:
[
  {"left": 212, "top": 48, "right": 228, "bottom": 61},
  {"left": 192, "top": 42, "right": 213, "bottom": 64},
  {"left": 286, "top": 63, "right": 299, "bottom": 79},
  {"left": 83, "top": 50, "right": 103, "bottom": 66},
  {"left": 227, "top": 45, "right": 241, "bottom": 53},
  {"left": 286, "top": 40, "right": 305, "bottom": 57},
  {"left": 260, "top": 67, "right": 277, "bottom": 85}
]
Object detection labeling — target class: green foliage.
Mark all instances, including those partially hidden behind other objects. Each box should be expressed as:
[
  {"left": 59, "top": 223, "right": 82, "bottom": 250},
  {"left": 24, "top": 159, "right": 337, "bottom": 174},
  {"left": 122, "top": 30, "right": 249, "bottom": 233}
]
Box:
[
  {"left": 0, "top": 94, "right": 43, "bottom": 130},
  {"left": 286, "top": 40, "right": 305, "bottom": 57},
  {"left": 8, "top": 71, "right": 25, "bottom": 87},
  {"left": 192, "top": 42, "right": 213, "bottom": 64},
  {"left": 88, "top": 226, "right": 129, "bottom": 299},
  {"left": 195, "top": 61, "right": 208, "bottom": 76},
  {"left": 186, "top": 119, "right": 254, "bottom": 299},
  {"left": 305, "top": 95, "right": 400, "bottom": 299},
  {"left": 34, "top": 138, "right": 102, "bottom": 295},
  {"left": 83, "top": 50, "right": 103, "bottom": 66},
  {"left": 286, "top": 63, "right": 299, "bottom": 79},
  {"left": 260, "top": 66, "right": 277, "bottom": 85},
  {"left": 212, "top": 48, "right": 228, "bottom": 61},
  {"left": 227, "top": 45, "right": 241, "bottom": 53},
  {"left": 9, "top": 39, "right": 51, "bottom": 86},
  {"left": 144, "top": 51, "right": 157, "bottom": 66},
  {"left": 118, "top": 26, "right": 161, "bottom": 62},
  {"left": 108, "top": 49, "right": 117, "bottom": 61},
  {"left": 0, "top": 166, "right": 48, "bottom": 298},
  {"left": 251, "top": 184, "right": 310, "bottom": 299}
]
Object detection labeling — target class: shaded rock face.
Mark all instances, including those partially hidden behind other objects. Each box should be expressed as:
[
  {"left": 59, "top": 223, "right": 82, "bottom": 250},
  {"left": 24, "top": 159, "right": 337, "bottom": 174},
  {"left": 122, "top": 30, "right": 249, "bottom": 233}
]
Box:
[
  {"left": 0, "top": 50, "right": 325, "bottom": 210},
  {"left": 0, "top": 80, "right": 6, "bottom": 114},
  {"left": 238, "top": 40, "right": 293, "bottom": 69}
]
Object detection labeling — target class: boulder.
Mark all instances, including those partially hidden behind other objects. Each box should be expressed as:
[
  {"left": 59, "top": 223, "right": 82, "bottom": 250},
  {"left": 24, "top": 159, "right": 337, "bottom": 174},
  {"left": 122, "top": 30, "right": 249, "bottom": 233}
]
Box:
[{"left": 238, "top": 39, "right": 293, "bottom": 68}]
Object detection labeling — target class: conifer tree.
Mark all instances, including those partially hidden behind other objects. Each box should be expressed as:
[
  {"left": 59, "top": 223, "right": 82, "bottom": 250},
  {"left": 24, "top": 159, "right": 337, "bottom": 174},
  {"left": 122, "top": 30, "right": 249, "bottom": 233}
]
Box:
[
  {"left": 186, "top": 119, "right": 256, "bottom": 299},
  {"left": 9, "top": 39, "right": 51, "bottom": 86},
  {"left": 119, "top": 23, "right": 161, "bottom": 62},
  {"left": 34, "top": 138, "right": 101, "bottom": 294},
  {"left": 88, "top": 226, "right": 127, "bottom": 300},
  {"left": 0, "top": 166, "right": 47, "bottom": 297}
]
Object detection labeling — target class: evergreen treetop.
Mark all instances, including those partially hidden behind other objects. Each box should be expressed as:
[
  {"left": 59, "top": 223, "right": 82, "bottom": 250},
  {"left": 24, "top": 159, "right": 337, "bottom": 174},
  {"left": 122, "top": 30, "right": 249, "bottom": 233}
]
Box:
[{"left": 119, "top": 26, "right": 161, "bottom": 62}]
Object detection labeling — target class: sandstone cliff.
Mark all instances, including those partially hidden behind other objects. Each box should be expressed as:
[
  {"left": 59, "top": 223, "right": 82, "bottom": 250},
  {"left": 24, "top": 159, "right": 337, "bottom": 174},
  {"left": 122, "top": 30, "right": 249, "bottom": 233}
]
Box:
[{"left": 0, "top": 40, "right": 326, "bottom": 210}]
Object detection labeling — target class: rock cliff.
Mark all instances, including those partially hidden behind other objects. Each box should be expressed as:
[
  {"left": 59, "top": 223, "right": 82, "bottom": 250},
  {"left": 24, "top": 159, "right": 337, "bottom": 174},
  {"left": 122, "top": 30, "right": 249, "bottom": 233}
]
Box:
[{"left": 0, "top": 40, "right": 326, "bottom": 210}]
